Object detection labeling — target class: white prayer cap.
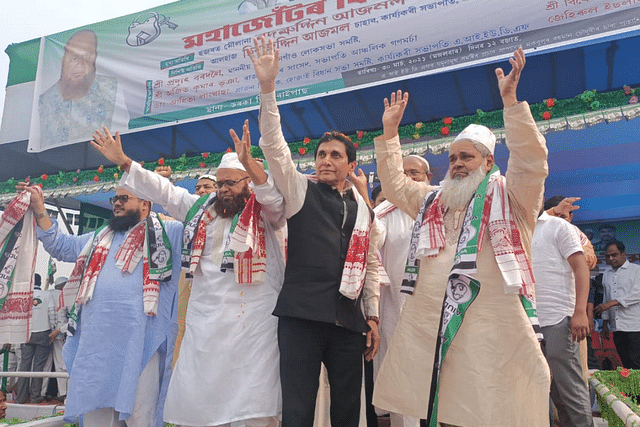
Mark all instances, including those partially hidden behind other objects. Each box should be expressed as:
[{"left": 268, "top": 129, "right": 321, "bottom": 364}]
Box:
[
  {"left": 406, "top": 155, "right": 430, "bottom": 173},
  {"left": 217, "top": 153, "right": 246, "bottom": 171},
  {"left": 452, "top": 124, "right": 496, "bottom": 155},
  {"left": 197, "top": 174, "right": 216, "bottom": 182}
]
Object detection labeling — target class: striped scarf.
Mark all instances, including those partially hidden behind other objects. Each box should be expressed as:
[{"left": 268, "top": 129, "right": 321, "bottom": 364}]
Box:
[
  {"left": 0, "top": 188, "right": 39, "bottom": 344},
  {"left": 60, "top": 213, "right": 171, "bottom": 335},
  {"left": 182, "top": 193, "right": 268, "bottom": 285},
  {"left": 339, "top": 185, "right": 373, "bottom": 299}
]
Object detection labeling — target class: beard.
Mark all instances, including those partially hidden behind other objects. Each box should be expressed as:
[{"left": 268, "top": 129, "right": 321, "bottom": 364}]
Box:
[
  {"left": 109, "top": 209, "right": 142, "bottom": 232},
  {"left": 214, "top": 186, "right": 252, "bottom": 218},
  {"left": 439, "top": 166, "right": 488, "bottom": 211}
]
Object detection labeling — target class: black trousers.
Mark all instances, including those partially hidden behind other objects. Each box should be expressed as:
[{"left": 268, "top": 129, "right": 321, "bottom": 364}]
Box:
[
  {"left": 613, "top": 331, "right": 640, "bottom": 369},
  {"left": 278, "top": 317, "right": 366, "bottom": 427}
]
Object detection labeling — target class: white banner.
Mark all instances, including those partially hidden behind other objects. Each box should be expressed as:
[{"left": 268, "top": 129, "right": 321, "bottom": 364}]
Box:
[{"left": 17, "top": 0, "right": 640, "bottom": 152}]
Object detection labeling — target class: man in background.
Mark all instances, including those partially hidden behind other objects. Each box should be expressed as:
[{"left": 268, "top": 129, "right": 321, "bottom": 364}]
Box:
[
  {"left": 41, "top": 276, "right": 69, "bottom": 401},
  {"left": 596, "top": 240, "right": 640, "bottom": 369},
  {"left": 532, "top": 208, "right": 592, "bottom": 426},
  {"left": 15, "top": 274, "right": 54, "bottom": 404}
]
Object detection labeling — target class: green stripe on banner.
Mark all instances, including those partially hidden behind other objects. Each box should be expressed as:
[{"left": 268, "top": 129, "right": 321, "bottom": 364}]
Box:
[
  {"left": 128, "top": 79, "right": 346, "bottom": 129},
  {"left": 5, "top": 39, "right": 40, "bottom": 87}
]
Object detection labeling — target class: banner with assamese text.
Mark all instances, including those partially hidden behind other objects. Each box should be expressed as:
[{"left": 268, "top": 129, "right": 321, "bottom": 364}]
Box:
[{"left": 20, "top": 0, "right": 640, "bottom": 152}]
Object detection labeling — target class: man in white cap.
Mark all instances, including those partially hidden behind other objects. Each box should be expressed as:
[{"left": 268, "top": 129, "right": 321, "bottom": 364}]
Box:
[
  {"left": 372, "top": 48, "right": 551, "bottom": 426},
  {"left": 372, "top": 155, "right": 432, "bottom": 427},
  {"left": 92, "top": 120, "right": 286, "bottom": 427}
]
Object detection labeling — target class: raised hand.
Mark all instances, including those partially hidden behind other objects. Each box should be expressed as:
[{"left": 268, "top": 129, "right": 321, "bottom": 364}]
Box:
[
  {"left": 382, "top": 90, "right": 409, "bottom": 139},
  {"left": 248, "top": 36, "right": 280, "bottom": 94},
  {"left": 349, "top": 168, "right": 371, "bottom": 207},
  {"left": 229, "top": 119, "right": 253, "bottom": 166},
  {"left": 91, "top": 127, "right": 131, "bottom": 169},
  {"left": 494, "top": 47, "right": 525, "bottom": 108},
  {"left": 155, "top": 166, "right": 172, "bottom": 179},
  {"left": 549, "top": 196, "right": 581, "bottom": 220},
  {"left": 15, "top": 182, "right": 45, "bottom": 213}
]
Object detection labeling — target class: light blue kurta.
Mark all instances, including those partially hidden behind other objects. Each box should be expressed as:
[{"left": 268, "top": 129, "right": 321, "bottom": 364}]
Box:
[{"left": 38, "top": 220, "right": 183, "bottom": 425}]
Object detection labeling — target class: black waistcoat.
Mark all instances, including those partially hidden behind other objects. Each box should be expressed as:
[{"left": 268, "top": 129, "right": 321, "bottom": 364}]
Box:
[{"left": 273, "top": 181, "right": 370, "bottom": 333}]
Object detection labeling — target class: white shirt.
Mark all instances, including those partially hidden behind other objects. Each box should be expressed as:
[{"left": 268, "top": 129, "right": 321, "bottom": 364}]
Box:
[
  {"left": 31, "top": 288, "right": 55, "bottom": 333},
  {"left": 601, "top": 260, "right": 640, "bottom": 332},
  {"left": 372, "top": 201, "right": 413, "bottom": 379},
  {"left": 532, "top": 212, "right": 583, "bottom": 327}
]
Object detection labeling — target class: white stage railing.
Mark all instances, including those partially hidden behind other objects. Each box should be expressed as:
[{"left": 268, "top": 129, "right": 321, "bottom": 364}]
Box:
[{"left": 590, "top": 375, "right": 640, "bottom": 427}]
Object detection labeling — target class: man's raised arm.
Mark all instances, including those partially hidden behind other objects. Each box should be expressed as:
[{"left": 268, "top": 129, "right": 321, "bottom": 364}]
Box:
[
  {"left": 231, "top": 119, "right": 285, "bottom": 227},
  {"left": 250, "top": 36, "right": 307, "bottom": 219},
  {"left": 374, "top": 90, "right": 431, "bottom": 219},
  {"left": 499, "top": 48, "right": 549, "bottom": 231},
  {"left": 92, "top": 127, "right": 199, "bottom": 221}
]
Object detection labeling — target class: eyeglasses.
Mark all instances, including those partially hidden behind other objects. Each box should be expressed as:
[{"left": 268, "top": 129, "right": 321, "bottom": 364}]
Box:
[
  {"left": 109, "top": 195, "right": 139, "bottom": 205},
  {"left": 217, "top": 176, "right": 249, "bottom": 189}
]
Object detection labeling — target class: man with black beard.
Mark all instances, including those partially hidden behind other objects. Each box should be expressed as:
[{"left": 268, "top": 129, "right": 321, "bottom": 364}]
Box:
[
  {"left": 373, "top": 48, "right": 552, "bottom": 426},
  {"left": 39, "top": 29, "right": 128, "bottom": 148},
  {"left": 92, "top": 122, "right": 286, "bottom": 427},
  {"left": 18, "top": 184, "right": 183, "bottom": 427}
]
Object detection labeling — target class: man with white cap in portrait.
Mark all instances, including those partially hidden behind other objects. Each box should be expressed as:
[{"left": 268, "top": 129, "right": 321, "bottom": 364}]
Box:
[
  {"left": 372, "top": 48, "right": 551, "bottom": 426},
  {"left": 92, "top": 120, "right": 286, "bottom": 427},
  {"left": 372, "top": 154, "right": 432, "bottom": 427}
]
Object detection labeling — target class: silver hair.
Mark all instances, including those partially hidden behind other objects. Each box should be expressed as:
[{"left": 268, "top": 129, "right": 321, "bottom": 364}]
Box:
[{"left": 472, "top": 142, "right": 491, "bottom": 157}]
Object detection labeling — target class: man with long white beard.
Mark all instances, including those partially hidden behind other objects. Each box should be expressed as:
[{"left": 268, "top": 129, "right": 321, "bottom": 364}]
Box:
[
  {"left": 92, "top": 122, "right": 286, "bottom": 427},
  {"left": 373, "top": 155, "right": 432, "bottom": 427},
  {"left": 372, "top": 48, "right": 551, "bottom": 426}
]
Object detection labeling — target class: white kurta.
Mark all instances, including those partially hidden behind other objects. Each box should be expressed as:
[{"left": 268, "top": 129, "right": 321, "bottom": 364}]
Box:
[
  {"left": 372, "top": 202, "right": 413, "bottom": 378},
  {"left": 373, "top": 202, "right": 419, "bottom": 427},
  {"left": 122, "top": 163, "right": 286, "bottom": 426}
]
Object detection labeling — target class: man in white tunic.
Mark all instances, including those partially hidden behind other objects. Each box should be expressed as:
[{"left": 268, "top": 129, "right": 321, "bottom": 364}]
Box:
[
  {"left": 372, "top": 48, "right": 551, "bottom": 426},
  {"left": 373, "top": 155, "right": 432, "bottom": 427},
  {"left": 92, "top": 122, "right": 286, "bottom": 427}
]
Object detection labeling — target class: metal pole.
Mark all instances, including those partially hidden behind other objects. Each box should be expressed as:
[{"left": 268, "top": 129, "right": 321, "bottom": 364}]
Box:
[
  {"left": 1, "top": 349, "right": 7, "bottom": 392},
  {"left": 53, "top": 199, "right": 74, "bottom": 235},
  {"left": 0, "top": 371, "right": 69, "bottom": 378}
]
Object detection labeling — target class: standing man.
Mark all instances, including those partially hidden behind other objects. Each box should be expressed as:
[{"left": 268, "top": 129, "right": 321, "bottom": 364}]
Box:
[
  {"left": 250, "top": 36, "right": 380, "bottom": 427},
  {"left": 373, "top": 155, "right": 432, "bottom": 427},
  {"left": 41, "top": 276, "right": 69, "bottom": 401},
  {"left": 92, "top": 121, "right": 286, "bottom": 427},
  {"left": 372, "top": 48, "right": 550, "bottom": 426},
  {"left": 15, "top": 274, "right": 54, "bottom": 404},
  {"left": 19, "top": 183, "right": 182, "bottom": 427},
  {"left": 595, "top": 240, "right": 640, "bottom": 369},
  {"left": 532, "top": 209, "right": 592, "bottom": 426}
]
